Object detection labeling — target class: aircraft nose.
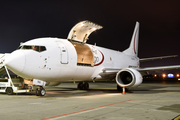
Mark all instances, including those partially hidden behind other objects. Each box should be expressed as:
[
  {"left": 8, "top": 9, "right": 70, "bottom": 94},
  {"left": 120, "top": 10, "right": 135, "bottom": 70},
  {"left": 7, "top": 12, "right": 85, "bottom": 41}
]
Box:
[{"left": 4, "top": 51, "right": 25, "bottom": 73}]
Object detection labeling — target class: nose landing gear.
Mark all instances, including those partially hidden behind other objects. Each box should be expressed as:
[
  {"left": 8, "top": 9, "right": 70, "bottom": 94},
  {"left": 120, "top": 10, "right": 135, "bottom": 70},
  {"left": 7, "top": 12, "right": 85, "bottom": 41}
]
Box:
[{"left": 35, "top": 86, "right": 46, "bottom": 96}]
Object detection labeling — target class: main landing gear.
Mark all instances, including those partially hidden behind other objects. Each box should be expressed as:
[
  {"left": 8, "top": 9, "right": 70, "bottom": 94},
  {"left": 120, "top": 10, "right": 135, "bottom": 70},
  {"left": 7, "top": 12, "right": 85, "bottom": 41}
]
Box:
[
  {"left": 77, "top": 81, "right": 89, "bottom": 90},
  {"left": 35, "top": 86, "right": 46, "bottom": 96}
]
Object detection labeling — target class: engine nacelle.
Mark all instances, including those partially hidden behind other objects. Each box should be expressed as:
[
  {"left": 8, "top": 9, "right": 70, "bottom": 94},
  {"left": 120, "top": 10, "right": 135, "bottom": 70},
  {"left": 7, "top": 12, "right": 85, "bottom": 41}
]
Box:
[
  {"left": 116, "top": 68, "right": 142, "bottom": 88},
  {"left": 45, "top": 82, "right": 61, "bottom": 86}
]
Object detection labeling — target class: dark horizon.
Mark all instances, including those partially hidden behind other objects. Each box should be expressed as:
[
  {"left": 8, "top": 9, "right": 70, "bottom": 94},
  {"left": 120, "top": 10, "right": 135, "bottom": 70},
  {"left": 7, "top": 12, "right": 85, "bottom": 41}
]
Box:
[{"left": 0, "top": 1, "right": 180, "bottom": 69}]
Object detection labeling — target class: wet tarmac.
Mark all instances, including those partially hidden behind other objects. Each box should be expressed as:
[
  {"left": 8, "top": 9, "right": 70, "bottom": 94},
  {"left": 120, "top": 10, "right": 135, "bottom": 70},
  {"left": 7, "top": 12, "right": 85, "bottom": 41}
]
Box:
[{"left": 0, "top": 82, "right": 180, "bottom": 120}]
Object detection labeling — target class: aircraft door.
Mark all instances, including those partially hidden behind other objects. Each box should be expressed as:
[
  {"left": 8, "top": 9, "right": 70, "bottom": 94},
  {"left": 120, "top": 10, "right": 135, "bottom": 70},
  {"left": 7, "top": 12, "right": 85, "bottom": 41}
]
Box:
[{"left": 56, "top": 41, "right": 69, "bottom": 64}]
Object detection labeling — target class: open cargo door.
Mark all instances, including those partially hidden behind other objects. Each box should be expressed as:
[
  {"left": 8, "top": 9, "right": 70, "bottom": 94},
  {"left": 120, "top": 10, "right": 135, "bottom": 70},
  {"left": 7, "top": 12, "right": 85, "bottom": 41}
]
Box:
[
  {"left": 71, "top": 42, "right": 94, "bottom": 66},
  {"left": 67, "top": 20, "right": 103, "bottom": 44}
]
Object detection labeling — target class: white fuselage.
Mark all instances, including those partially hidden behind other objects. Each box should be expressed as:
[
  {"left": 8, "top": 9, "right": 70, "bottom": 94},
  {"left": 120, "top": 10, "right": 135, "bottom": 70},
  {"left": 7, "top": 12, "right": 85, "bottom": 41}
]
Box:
[{"left": 4, "top": 38, "right": 139, "bottom": 82}]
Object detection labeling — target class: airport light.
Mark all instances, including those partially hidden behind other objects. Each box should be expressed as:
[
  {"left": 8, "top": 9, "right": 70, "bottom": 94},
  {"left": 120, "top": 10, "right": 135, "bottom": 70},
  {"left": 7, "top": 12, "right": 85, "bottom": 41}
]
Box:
[
  {"left": 162, "top": 74, "right": 166, "bottom": 78},
  {"left": 168, "top": 73, "right": 174, "bottom": 78},
  {"left": 177, "top": 74, "right": 180, "bottom": 78}
]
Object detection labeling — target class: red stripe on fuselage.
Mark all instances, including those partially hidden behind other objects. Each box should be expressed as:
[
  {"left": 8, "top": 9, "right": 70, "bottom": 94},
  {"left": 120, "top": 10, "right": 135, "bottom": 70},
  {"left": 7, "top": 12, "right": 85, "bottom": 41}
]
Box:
[{"left": 94, "top": 50, "right": 104, "bottom": 66}]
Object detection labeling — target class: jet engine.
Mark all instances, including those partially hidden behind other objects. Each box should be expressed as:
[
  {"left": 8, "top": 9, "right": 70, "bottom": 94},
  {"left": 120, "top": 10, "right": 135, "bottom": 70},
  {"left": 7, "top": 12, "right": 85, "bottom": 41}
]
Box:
[
  {"left": 116, "top": 68, "right": 142, "bottom": 88},
  {"left": 45, "top": 82, "right": 61, "bottom": 86}
]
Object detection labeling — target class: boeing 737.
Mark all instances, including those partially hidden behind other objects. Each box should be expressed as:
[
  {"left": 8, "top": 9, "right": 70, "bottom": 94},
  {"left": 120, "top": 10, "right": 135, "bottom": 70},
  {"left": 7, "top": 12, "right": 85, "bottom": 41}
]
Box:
[{"left": 1, "top": 21, "right": 180, "bottom": 96}]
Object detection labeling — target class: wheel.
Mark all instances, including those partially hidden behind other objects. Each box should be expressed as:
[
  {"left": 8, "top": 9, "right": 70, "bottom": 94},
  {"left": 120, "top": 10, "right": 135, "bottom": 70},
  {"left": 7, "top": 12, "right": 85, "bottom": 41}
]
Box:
[
  {"left": 117, "top": 85, "right": 122, "bottom": 92},
  {"left": 35, "top": 87, "right": 46, "bottom": 96},
  {"left": 39, "top": 87, "right": 46, "bottom": 96},
  {"left": 35, "top": 88, "right": 39, "bottom": 96},
  {"left": 77, "top": 82, "right": 89, "bottom": 90},
  {"left": 6, "top": 87, "right": 14, "bottom": 95},
  {"left": 77, "top": 82, "right": 84, "bottom": 90},
  {"left": 84, "top": 82, "right": 89, "bottom": 90},
  {"left": 125, "top": 88, "right": 129, "bottom": 92}
]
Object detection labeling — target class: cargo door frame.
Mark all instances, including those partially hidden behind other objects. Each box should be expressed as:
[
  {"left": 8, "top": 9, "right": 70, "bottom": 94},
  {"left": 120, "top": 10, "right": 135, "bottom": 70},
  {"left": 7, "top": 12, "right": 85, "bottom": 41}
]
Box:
[{"left": 71, "top": 42, "right": 94, "bottom": 67}]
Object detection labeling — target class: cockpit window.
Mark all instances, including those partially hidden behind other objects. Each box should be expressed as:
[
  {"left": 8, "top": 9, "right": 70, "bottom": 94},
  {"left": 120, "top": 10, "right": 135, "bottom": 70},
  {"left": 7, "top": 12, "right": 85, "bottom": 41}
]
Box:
[
  {"left": 33, "top": 46, "right": 46, "bottom": 52},
  {"left": 17, "top": 45, "right": 47, "bottom": 52},
  {"left": 33, "top": 46, "right": 39, "bottom": 52},
  {"left": 17, "top": 46, "right": 22, "bottom": 50},
  {"left": 39, "top": 46, "right": 46, "bottom": 52},
  {"left": 22, "top": 45, "right": 34, "bottom": 50}
]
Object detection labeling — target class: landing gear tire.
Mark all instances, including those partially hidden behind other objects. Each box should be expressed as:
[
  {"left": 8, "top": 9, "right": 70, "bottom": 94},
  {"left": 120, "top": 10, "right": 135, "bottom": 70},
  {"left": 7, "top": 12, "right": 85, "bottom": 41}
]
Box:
[
  {"left": 6, "top": 87, "right": 13, "bottom": 95},
  {"left": 84, "top": 82, "right": 89, "bottom": 90},
  {"left": 117, "top": 85, "right": 122, "bottom": 92},
  {"left": 77, "top": 81, "right": 83, "bottom": 90},
  {"left": 35, "top": 87, "right": 46, "bottom": 96},
  {"left": 39, "top": 87, "right": 46, "bottom": 96},
  {"left": 35, "top": 88, "right": 39, "bottom": 96},
  {"left": 77, "top": 82, "right": 89, "bottom": 90}
]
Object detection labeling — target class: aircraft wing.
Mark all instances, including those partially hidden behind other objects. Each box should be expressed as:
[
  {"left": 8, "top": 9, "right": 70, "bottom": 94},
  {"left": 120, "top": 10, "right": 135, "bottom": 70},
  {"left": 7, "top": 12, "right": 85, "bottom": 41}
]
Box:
[
  {"left": 101, "top": 65, "right": 180, "bottom": 74},
  {"left": 99, "top": 68, "right": 121, "bottom": 80},
  {"left": 140, "top": 55, "right": 178, "bottom": 62},
  {"left": 137, "top": 65, "right": 180, "bottom": 71},
  {"left": 99, "top": 65, "right": 180, "bottom": 79}
]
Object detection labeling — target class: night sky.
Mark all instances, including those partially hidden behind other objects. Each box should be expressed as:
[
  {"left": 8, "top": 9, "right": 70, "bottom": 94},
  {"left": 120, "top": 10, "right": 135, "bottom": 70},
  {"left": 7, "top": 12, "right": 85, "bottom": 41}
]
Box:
[{"left": 0, "top": 1, "right": 180, "bottom": 69}]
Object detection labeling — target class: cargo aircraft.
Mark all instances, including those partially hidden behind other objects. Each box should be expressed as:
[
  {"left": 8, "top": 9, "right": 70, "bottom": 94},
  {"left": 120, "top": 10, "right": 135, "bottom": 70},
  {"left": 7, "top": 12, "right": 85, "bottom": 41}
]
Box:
[{"left": 1, "top": 21, "right": 180, "bottom": 96}]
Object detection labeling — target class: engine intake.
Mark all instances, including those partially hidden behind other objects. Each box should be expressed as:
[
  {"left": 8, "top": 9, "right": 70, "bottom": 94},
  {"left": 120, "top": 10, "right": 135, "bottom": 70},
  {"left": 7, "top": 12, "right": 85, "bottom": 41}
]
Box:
[{"left": 116, "top": 68, "right": 142, "bottom": 88}]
